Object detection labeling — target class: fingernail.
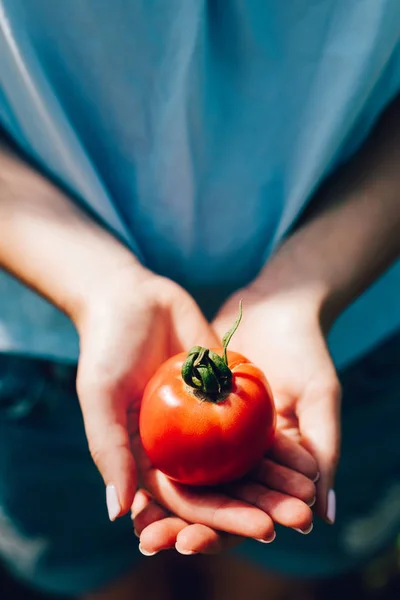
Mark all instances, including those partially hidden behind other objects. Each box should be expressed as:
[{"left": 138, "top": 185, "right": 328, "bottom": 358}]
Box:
[
  {"left": 134, "top": 529, "right": 140, "bottom": 538},
  {"left": 294, "top": 523, "right": 313, "bottom": 535},
  {"left": 313, "top": 472, "right": 320, "bottom": 483},
  {"left": 308, "top": 496, "right": 316, "bottom": 507},
  {"left": 106, "top": 485, "right": 121, "bottom": 521},
  {"left": 175, "top": 544, "right": 197, "bottom": 555},
  {"left": 326, "top": 489, "right": 336, "bottom": 524},
  {"left": 255, "top": 531, "right": 276, "bottom": 543},
  {"left": 139, "top": 544, "right": 158, "bottom": 557}
]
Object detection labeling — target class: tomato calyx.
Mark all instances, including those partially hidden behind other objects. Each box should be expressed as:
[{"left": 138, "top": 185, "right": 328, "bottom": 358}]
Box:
[
  {"left": 181, "top": 301, "right": 243, "bottom": 401},
  {"left": 181, "top": 346, "right": 233, "bottom": 397}
]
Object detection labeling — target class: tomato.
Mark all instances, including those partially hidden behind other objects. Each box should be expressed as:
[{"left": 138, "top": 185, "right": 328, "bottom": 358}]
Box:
[{"left": 139, "top": 302, "right": 276, "bottom": 486}]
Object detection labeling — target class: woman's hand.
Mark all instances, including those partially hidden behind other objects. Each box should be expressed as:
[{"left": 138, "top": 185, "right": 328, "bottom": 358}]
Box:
[
  {"left": 76, "top": 267, "right": 220, "bottom": 517},
  {"left": 213, "top": 284, "right": 340, "bottom": 524},
  {"left": 75, "top": 267, "right": 318, "bottom": 553}
]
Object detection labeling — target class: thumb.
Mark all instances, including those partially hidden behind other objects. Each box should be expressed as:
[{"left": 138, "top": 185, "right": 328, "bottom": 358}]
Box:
[
  {"left": 297, "top": 374, "right": 342, "bottom": 524},
  {"left": 76, "top": 360, "right": 138, "bottom": 522}
]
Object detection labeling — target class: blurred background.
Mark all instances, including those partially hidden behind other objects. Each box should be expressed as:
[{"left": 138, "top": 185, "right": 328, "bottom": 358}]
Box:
[{"left": 1, "top": 540, "right": 399, "bottom": 600}]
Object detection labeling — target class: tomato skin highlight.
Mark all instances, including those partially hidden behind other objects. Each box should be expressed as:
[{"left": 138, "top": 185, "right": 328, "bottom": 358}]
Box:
[{"left": 139, "top": 350, "right": 276, "bottom": 486}]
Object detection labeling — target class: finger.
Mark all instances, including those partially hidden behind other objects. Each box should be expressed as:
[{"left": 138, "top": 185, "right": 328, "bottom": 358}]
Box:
[
  {"left": 134, "top": 500, "right": 170, "bottom": 535},
  {"left": 140, "top": 520, "right": 243, "bottom": 556},
  {"left": 77, "top": 369, "right": 137, "bottom": 520},
  {"left": 176, "top": 525, "right": 243, "bottom": 555},
  {"left": 131, "top": 489, "right": 152, "bottom": 519},
  {"left": 252, "top": 459, "right": 316, "bottom": 505},
  {"left": 227, "top": 481, "right": 313, "bottom": 531},
  {"left": 268, "top": 432, "right": 319, "bottom": 480},
  {"left": 297, "top": 378, "right": 341, "bottom": 523},
  {"left": 147, "top": 470, "right": 275, "bottom": 540},
  {"left": 139, "top": 517, "right": 189, "bottom": 554}
]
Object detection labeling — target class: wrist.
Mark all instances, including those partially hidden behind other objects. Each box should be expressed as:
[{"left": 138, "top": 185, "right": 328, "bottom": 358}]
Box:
[
  {"left": 249, "top": 243, "right": 339, "bottom": 334},
  {"left": 0, "top": 144, "right": 152, "bottom": 329},
  {"left": 66, "top": 255, "right": 152, "bottom": 334}
]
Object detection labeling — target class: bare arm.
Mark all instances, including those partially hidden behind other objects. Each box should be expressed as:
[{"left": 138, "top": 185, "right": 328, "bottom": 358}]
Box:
[
  {"left": 0, "top": 139, "right": 142, "bottom": 325},
  {"left": 254, "top": 95, "right": 400, "bottom": 326}
]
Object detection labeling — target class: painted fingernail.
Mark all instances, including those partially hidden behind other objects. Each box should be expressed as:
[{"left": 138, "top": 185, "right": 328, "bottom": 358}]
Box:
[
  {"left": 294, "top": 523, "right": 313, "bottom": 535},
  {"left": 175, "top": 544, "right": 197, "bottom": 555},
  {"left": 326, "top": 489, "right": 336, "bottom": 524},
  {"left": 313, "top": 472, "right": 320, "bottom": 483},
  {"left": 134, "top": 529, "right": 140, "bottom": 538},
  {"left": 106, "top": 485, "right": 121, "bottom": 522},
  {"left": 139, "top": 544, "right": 158, "bottom": 557},
  {"left": 255, "top": 531, "right": 276, "bottom": 543},
  {"left": 308, "top": 496, "right": 316, "bottom": 507}
]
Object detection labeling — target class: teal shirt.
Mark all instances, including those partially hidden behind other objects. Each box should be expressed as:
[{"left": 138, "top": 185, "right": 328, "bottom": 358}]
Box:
[{"left": 0, "top": 0, "right": 399, "bottom": 367}]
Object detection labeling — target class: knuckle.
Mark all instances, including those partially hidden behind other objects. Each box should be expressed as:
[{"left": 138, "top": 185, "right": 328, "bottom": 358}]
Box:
[{"left": 211, "top": 500, "right": 230, "bottom": 530}]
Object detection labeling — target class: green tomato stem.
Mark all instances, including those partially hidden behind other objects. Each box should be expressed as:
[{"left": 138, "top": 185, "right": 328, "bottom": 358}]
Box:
[
  {"left": 222, "top": 299, "right": 242, "bottom": 365},
  {"left": 181, "top": 300, "right": 243, "bottom": 399}
]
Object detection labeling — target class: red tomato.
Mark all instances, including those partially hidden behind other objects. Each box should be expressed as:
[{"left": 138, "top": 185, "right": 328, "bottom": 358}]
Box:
[{"left": 139, "top": 347, "right": 276, "bottom": 486}]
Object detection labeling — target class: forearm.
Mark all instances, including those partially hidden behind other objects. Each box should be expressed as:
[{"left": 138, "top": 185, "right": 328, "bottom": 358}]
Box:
[
  {"left": 0, "top": 140, "right": 143, "bottom": 325},
  {"left": 255, "top": 97, "right": 400, "bottom": 326}
]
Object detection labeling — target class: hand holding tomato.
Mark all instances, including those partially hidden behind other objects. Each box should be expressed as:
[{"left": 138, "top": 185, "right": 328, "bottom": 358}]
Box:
[
  {"left": 212, "top": 284, "right": 340, "bottom": 524},
  {"left": 76, "top": 268, "right": 317, "bottom": 555},
  {"left": 76, "top": 268, "right": 224, "bottom": 518},
  {"left": 134, "top": 283, "right": 337, "bottom": 555}
]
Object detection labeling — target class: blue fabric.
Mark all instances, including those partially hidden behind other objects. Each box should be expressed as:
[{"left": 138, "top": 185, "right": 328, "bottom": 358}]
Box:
[
  {"left": 0, "top": 336, "right": 399, "bottom": 595},
  {"left": 0, "top": 0, "right": 400, "bottom": 367},
  {"left": 0, "top": 357, "right": 140, "bottom": 596}
]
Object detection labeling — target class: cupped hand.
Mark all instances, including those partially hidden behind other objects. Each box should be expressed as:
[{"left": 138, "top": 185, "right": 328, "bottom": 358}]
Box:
[
  {"left": 76, "top": 267, "right": 220, "bottom": 516},
  {"left": 133, "top": 430, "right": 317, "bottom": 555},
  {"left": 74, "top": 267, "right": 318, "bottom": 553},
  {"left": 213, "top": 285, "right": 341, "bottom": 523}
]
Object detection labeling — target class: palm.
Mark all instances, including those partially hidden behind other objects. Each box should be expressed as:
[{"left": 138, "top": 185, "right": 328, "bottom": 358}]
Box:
[
  {"left": 78, "top": 276, "right": 320, "bottom": 555},
  {"left": 129, "top": 292, "right": 324, "bottom": 554},
  {"left": 125, "top": 291, "right": 315, "bottom": 541},
  {"left": 76, "top": 276, "right": 213, "bottom": 507},
  {"left": 213, "top": 289, "right": 341, "bottom": 519}
]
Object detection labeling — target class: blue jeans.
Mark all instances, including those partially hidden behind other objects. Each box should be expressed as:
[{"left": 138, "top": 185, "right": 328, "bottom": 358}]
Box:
[{"left": 0, "top": 333, "right": 399, "bottom": 596}]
